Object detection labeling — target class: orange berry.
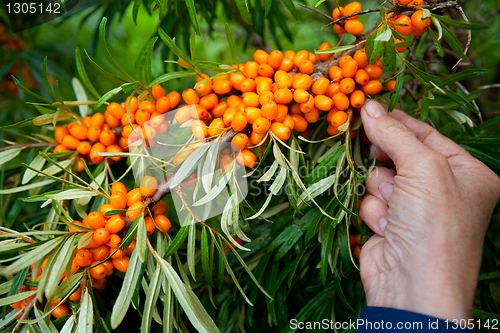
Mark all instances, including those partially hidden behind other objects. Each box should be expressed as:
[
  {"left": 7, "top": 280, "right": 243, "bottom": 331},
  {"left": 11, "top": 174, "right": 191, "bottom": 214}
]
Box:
[
  {"left": 278, "top": 58, "right": 294, "bottom": 72},
  {"left": 195, "top": 80, "right": 212, "bottom": 96},
  {"left": 341, "top": 59, "right": 359, "bottom": 78},
  {"left": 156, "top": 96, "right": 171, "bottom": 114},
  {"left": 284, "top": 50, "right": 295, "bottom": 59},
  {"left": 333, "top": 92, "right": 350, "bottom": 111},
  {"left": 300, "top": 95, "right": 315, "bottom": 113},
  {"left": 365, "top": 65, "right": 383, "bottom": 80},
  {"left": 107, "top": 234, "right": 121, "bottom": 248},
  {"left": 299, "top": 60, "right": 314, "bottom": 74},
  {"left": 240, "top": 78, "right": 256, "bottom": 93},
  {"left": 274, "top": 88, "right": 293, "bottom": 104},
  {"left": 309, "top": 52, "right": 318, "bottom": 64},
  {"left": 75, "top": 249, "right": 93, "bottom": 267},
  {"left": 92, "top": 277, "right": 107, "bottom": 291},
  {"left": 229, "top": 73, "right": 245, "bottom": 90},
  {"left": 314, "top": 95, "right": 334, "bottom": 111},
  {"left": 293, "top": 89, "right": 309, "bottom": 104},
  {"left": 140, "top": 175, "right": 157, "bottom": 197},
  {"left": 353, "top": 49, "right": 368, "bottom": 69},
  {"left": 292, "top": 50, "right": 308, "bottom": 67},
  {"left": 99, "top": 204, "right": 114, "bottom": 219},
  {"left": 270, "top": 122, "right": 291, "bottom": 141},
  {"left": 152, "top": 84, "right": 165, "bottom": 100},
  {"left": 151, "top": 201, "right": 168, "bottom": 217},
  {"left": 249, "top": 131, "right": 265, "bottom": 145},
  {"left": 208, "top": 118, "right": 225, "bottom": 137},
  {"left": 167, "top": 91, "right": 180, "bottom": 109},
  {"left": 274, "top": 70, "right": 292, "bottom": 89},
  {"left": 242, "top": 92, "right": 260, "bottom": 107},
  {"left": 69, "top": 287, "right": 82, "bottom": 301},
  {"left": 411, "top": 10, "right": 431, "bottom": 30},
  {"left": 304, "top": 107, "right": 320, "bottom": 123},
  {"left": 104, "top": 111, "right": 121, "bottom": 128},
  {"left": 174, "top": 105, "right": 192, "bottom": 124},
  {"left": 340, "top": 78, "right": 356, "bottom": 94},
  {"left": 292, "top": 74, "right": 312, "bottom": 90},
  {"left": 126, "top": 202, "right": 144, "bottom": 222},
  {"left": 291, "top": 115, "right": 308, "bottom": 132},
  {"left": 87, "top": 126, "right": 101, "bottom": 142},
  {"left": 110, "top": 247, "right": 124, "bottom": 260},
  {"left": 326, "top": 82, "right": 341, "bottom": 97},
  {"left": 339, "top": 55, "right": 353, "bottom": 68},
  {"left": 135, "top": 110, "right": 150, "bottom": 126},
  {"left": 69, "top": 123, "right": 88, "bottom": 141},
  {"left": 223, "top": 107, "right": 237, "bottom": 126},
  {"left": 267, "top": 50, "right": 283, "bottom": 69},
  {"left": 311, "top": 77, "right": 330, "bottom": 96},
  {"left": 124, "top": 188, "right": 143, "bottom": 207},
  {"left": 362, "top": 80, "right": 383, "bottom": 95},
  {"left": 107, "top": 102, "right": 126, "bottom": 119},
  {"left": 106, "top": 144, "right": 123, "bottom": 160},
  {"left": 87, "top": 211, "right": 105, "bottom": 229},
  {"left": 329, "top": 65, "right": 343, "bottom": 81},
  {"left": 350, "top": 90, "right": 366, "bottom": 108},
  {"left": 232, "top": 112, "right": 248, "bottom": 132},
  {"left": 182, "top": 88, "right": 200, "bottom": 105},
  {"left": 189, "top": 104, "right": 208, "bottom": 119},
  {"left": 76, "top": 141, "right": 91, "bottom": 155},
  {"left": 231, "top": 133, "right": 249, "bottom": 152},
  {"left": 253, "top": 49, "right": 269, "bottom": 64},
  {"left": 212, "top": 101, "right": 228, "bottom": 118},
  {"left": 395, "top": 38, "right": 408, "bottom": 53},
  {"left": 244, "top": 61, "right": 259, "bottom": 78},
  {"left": 236, "top": 149, "right": 257, "bottom": 168},
  {"left": 331, "top": 110, "right": 348, "bottom": 127},
  {"left": 342, "top": 2, "right": 362, "bottom": 19},
  {"left": 110, "top": 191, "right": 127, "bottom": 209},
  {"left": 395, "top": 15, "right": 413, "bottom": 36},
  {"left": 354, "top": 69, "right": 370, "bottom": 85},
  {"left": 334, "top": 24, "right": 346, "bottom": 34},
  {"left": 125, "top": 96, "right": 139, "bottom": 113},
  {"left": 90, "top": 262, "right": 107, "bottom": 280},
  {"left": 258, "top": 64, "right": 274, "bottom": 78},
  {"left": 345, "top": 20, "right": 364, "bottom": 35},
  {"left": 90, "top": 245, "right": 109, "bottom": 261},
  {"left": 111, "top": 182, "right": 126, "bottom": 195},
  {"left": 282, "top": 114, "right": 295, "bottom": 130},
  {"left": 332, "top": 6, "right": 343, "bottom": 20},
  {"left": 245, "top": 107, "right": 262, "bottom": 124},
  {"left": 387, "top": 80, "right": 397, "bottom": 93},
  {"left": 102, "top": 260, "right": 114, "bottom": 276},
  {"left": 124, "top": 240, "right": 136, "bottom": 255},
  {"left": 412, "top": 27, "right": 427, "bottom": 37},
  {"left": 112, "top": 257, "right": 130, "bottom": 272},
  {"left": 105, "top": 215, "right": 126, "bottom": 234},
  {"left": 144, "top": 216, "right": 156, "bottom": 235},
  {"left": 191, "top": 120, "right": 208, "bottom": 140},
  {"left": 89, "top": 142, "right": 106, "bottom": 164},
  {"left": 55, "top": 126, "right": 69, "bottom": 143},
  {"left": 252, "top": 117, "right": 271, "bottom": 134},
  {"left": 99, "top": 129, "right": 116, "bottom": 146},
  {"left": 318, "top": 42, "right": 333, "bottom": 62},
  {"left": 327, "top": 124, "right": 340, "bottom": 136},
  {"left": 51, "top": 303, "right": 69, "bottom": 319}
]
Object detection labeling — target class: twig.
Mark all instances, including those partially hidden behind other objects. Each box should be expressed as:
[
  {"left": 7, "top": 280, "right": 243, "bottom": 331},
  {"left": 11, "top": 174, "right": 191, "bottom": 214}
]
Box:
[
  {"left": 0, "top": 230, "right": 37, "bottom": 243},
  {"left": 477, "top": 83, "right": 500, "bottom": 90},
  {"left": 0, "top": 142, "right": 56, "bottom": 152},
  {"left": 298, "top": 4, "right": 333, "bottom": 21},
  {"left": 451, "top": 5, "right": 471, "bottom": 70},
  {"left": 13, "top": 296, "right": 37, "bottom": 333}
]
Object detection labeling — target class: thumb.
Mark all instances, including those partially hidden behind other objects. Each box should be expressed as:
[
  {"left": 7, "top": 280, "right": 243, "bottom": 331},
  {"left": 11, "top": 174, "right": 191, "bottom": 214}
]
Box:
[{"left": 361, "top": 100, "right": 429, "bottom": 168}]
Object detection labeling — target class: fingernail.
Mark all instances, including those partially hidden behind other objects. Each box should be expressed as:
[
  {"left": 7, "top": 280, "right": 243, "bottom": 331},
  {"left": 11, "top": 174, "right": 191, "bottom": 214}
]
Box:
[
  {"left": 364, "top": 100, "right": 387, "bottom": 118},
  {"left": 379, "top": 217, "right": 388, "bottom": 233},
  {"left": 379, "top": 181, "right": 393, "bottom": 203}
]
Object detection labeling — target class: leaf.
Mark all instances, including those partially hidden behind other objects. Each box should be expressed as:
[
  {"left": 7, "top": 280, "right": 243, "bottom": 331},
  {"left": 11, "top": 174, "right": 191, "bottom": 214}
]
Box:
[
  {"left": 420, "top": 94, "right": 429, "bottom": 121},
  {"left": 428, "top": 28, "right": 444, "bottom": 57},
  {"left": 265, "top": 0, "right": 272, "bottom": 16},
  {"left": 83, "top": 49, "right": 127, "bottom": 84},
  {"left": 438, "top": 90, "right": 478, "bottom": 114},
  {"left": 158, "top": 28, "right": 194, "bottom": 67},
  {"left": 6, "top": 266, "right": 29, "bottom": 299},
  {"left": 187, "top": 220, "right": 196, "bottom": 280},
  {"left": 136, "top": 215, "right": 147, "bottom": 262},
  {"left": 42, "top": 57, "right": 55, "bottom": 98},
  {"left": 99, "top": 18, "right": 133, "bottom": 81},
  {"left": 163, "top": 225, "right": 190, "bottom": 258},
  {"left": 0, "top": 147, "right": 24, "bottom": 167},
  {"left": 0, "top": 179, "right": 55, "bottom": 194},
  {"left": 169, "top": 144, "right": 210, "bottom": 188},
  {"left": 75, "top": 48, "right": 101, "bottom": 99},
  {"left": 383, "top": 38, "right": 396, "bottom": 76},
  {"left": 0, "top": 117, "right": 37, "bottom": 130},
  {"left": 78, "top": 289, "right": 93, "bottom": 333},
  {"left": 441, "top": 69, "right": 489, "bottom": 87},
  {"left": 71, "top": 78, "right": 90, "bottom": 118},
  {"left": 94, "top": 86, "right": 123, "bottom": 110},
  {"left": 33, "top": 110, "right": 74, "bottom": 126},
  {"left": 185, "top": 0, "right": 201, "bottom": 35},
  {"left": 225, "top": 24, "right": 240, "bottom": 67},
  {"left": 111, "top": 250, "right": 143, "bottom": 329},
  {"left": 158, "top": 257, "right": 221, "bottom": 333},
  {"left": 46, "top": 189, "right": 99, "bottom": 201},
  {"left": 147, "top": 71, "right": 196, "bottom": 88},
  {"left": 235, "top": 0, "right": 252, "bottom": 24},
  {"left": 281, "top": 0, "right": 299, "bottom": 20},
  {"left": 374, "top": 29, "right": 392, "bottom": 42},
  {"left": 11, "top": 76, "right": 52, "bottom": 104},
  {"left": 315, "top": 45, "right": 356, "bottom": 54},
  {"left": 135, "top": 37, "right": 158, "bottom": 85},
  {"left": 388, "top": 71, "right": 404, "bottom": 112},
  {"left": 304, "top": 146, "right": 344, "bottom": 186},
  {"left": 45, "top": 235, "right": 75, "bottom": 299},
  {"left": 404, "top": 60, "right": 442, "bottom": 86},
  {"left": 0, "top": 290, "right": 37, "bottom": 307},
  {"left": 132, "top": 0, "right": 141, "bottom": 24},
  {"left": 434, "top": 14, "right": 489, "bottom": 30},
  {"left": 141, "top": 266, "right": 161, "bottom": 333},
  {"left": 200, "top": 228, "right": 212, "bottom": 286},
  {"left": 441, "top": 23, "right": 466, "bottom": 60}
]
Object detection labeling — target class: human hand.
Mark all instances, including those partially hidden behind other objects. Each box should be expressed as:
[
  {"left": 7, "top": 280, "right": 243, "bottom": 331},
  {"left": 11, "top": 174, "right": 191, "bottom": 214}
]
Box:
[{"left": 358, "top": 100, "right": 500, "bottom": 321}]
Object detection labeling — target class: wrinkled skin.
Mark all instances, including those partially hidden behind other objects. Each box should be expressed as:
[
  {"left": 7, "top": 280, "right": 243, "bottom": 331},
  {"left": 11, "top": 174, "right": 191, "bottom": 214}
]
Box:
[{"left": 358, "top": 100, "right": 500, "bottom": 320}]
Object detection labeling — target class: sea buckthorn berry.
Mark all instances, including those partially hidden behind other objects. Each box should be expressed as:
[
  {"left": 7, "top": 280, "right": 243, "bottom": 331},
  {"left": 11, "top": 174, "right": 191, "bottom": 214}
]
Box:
[
  {"left": 174, "top": 105, "right": 191, "bottom": 124},
  {"left": 250, "top": 131, "right": 265, "bottom": 145},
  {"left": 331, "top": 110, "right": 348, "bottom": 127},
  {"left": 87, "top": 126, "right": 101, "bottom": 142},
  {"left": 293, "top": 89, "right": 310, "bottom": 104},
  {"left": 318, "top": 42, "right": 333, "bottom": 62},
  {"left": 126, "top": 188, "right": 142, "bottom": 206},
  {"left": 340, "top": 78, "right": 356, "bottom": 94},
  {"left": 111, "top": 182, "right": 127, "bottom": 194},
  {"left": 274, "top": 70, "right": 292, "bottom": 89},
  {"left": 231, "top": 133, "right": 249, "bottom": 152},
  {"left": 256, "top": 80, "right": 271, "bottom": 95},
  {"left": 411, "top": 10, "right": 431, "bottom": 30},
  {"left": 125, "top": 240, "right": 136, "bottom": 255},
  {"left": 144, "top": 216, "right": 156, "bottom": 235},
  {"left": 55, "top": 126, "right": 69, "bottom": 143},
  {"left": 106, "top": 144, "right": 123, "bottom": 161},
  {"left": 189, "top": 104, "right": 208, "bottom": 119},
  {"left": 350, "top": 90, "right": 366, "bottom": 108},
  {"left": 69, "top": 123, "right": 88, "bottom": 141},
  {"left": 311, "top": 77, "right": 329, "bottom": 96},
  {"left": 398, "top": 0, "right": 413, "bottom": 4},
  {"left": 182, "top": 88, "right": 200, "bottom": 105},
  {"left": 326, "top": 82, "right": 341, "bottom": 97},
  {"left": 149, "top": 112, "right": 165, "bottom": 128},
  {"left": 394, "top": 38, "right": 407, "bottom": 53},
  {"left": 300, "top": 95, "right": 315, "bottom": 113},
  {"left": 327, "top": 124, "right": 341, "bottom": 136},
  {"left": 75, "top": 249, "right": 93, "bottom": 267},
  {"left": 77, "top": 141, "right": 91, "bottom": 155},
  {"left": 191, "top": 120, "right": 208, "bottom": 140},
  {"left": 333, "top": 92, "right": 350, "bottom": 111},
  {"left": 151, "top": 201, "right": 168, "bottom": 217},
  {"left": 284, "top": 50, "right": 295, "bottom": 59},
  {"left": 232, "top": 112, "right": 249, "bottom": 132},
  {"left": 253, "top": 49, "right": 269, "bottom": 64},
  {"left": 339, "top": 55, "right": 353, "bottom": 68},
  {"left": 354, "top": 69, "right": 370, "bottom": 85},
  {"left": 53, "top": 144, "right": 68, "bottom": 154},
  {"left": 278, "top": 58, "right": 294, "bottom": 72},
  {"left": 259, "top": 91, "right": 275, "bottom": 105},
  {"left": 274, "top": 88, "right": 293, "bottom": 104},
  {"left": 258, "top": 64, "right": 274, "bottom": 78},
  {"left": 87, "top": 211, "right": 105, "bottom": 230},
  {"left": 345, "top": 20, "right": 364, "bottom": 35},
  {"left": 135, "top": 110, "right": 150, "bottom": 126},
  {"left": 242, "top": 92, "right": 260, "bottom": 107},
  {"left": 167, "top": 91, "right": 181, "bottom": 108},
  {"left": 223, "top": 107, "right": 237, "bottom": 126},
  {"left": 299, "top": 60, "right": 314, "bottom": 74},
  {"left": 293, "top": 50, "right": 309, "bottom": 67},
  {"left": 342, "top": 2, "right": 362, "bottom": 19},
  {"left": 387, "top": 80, "right": 397, "bottom": 93},
  {"left": 253, "top": 117, "right": 271, "bottom": 134},
  {"left": 245, "top": 107, "right": 262, "bottom": 124},
  {"left": 121, "top": 112, "right": 135, "bottom": 126},
  {"left": 327, "top": 109, "right": 338, "bottom": 123},
  {"left": 112, "top": 257, "right": 130, "bottom": 272},
  {"left": 220, "top": 155, "right": 233, "bottom": 174},
  {"left": 292, "top": 74, "right": 312, "bottom": 90},
  {"left": 125, "top": 96, "right": 139, "bottom": 113},
  {"left": 110, "top": 191, "right": 127, "bottom": 209},
  {"left": 309, "top": 52, "right": 318, "bottom": 64},
  {"left": 362, "top": 80, "right": 383, "bottom": 95},
  {"left": 334, "top": 24, "right": 346, "bottom": 34},
  {"left": 154, "top": 215, "right": 172, "bottom": 233},
  {"left": 140, "top": 175, "right": 157, "bottom": 197},
  {"left": 108, "top": 102, "right": 126, "bottom": 119},
  {"left": 236, "top": 149, "right": 257, "bottom": 168},
  {"left": 102, "top": 261, "right": 114, "bottom": 276},
  {"left": 289, "top": 102, "right": 301, "bottom": 114},
  {"left": 90, "top": 245, "right": 109, "bottom": 261},
  {"left": 304, "top": 107, "right": 320, "bottom": 123},
  {"left": 90, "top": 142, "right": 106, "bottom": 164},
  {"left": 107, "top": 234, "right": 121, "bottom": 248},
  {"left": 244, "top": 61, "right": 259, "bottom": 78},
  {"left": 105, "top": 111, "right": 121, "bottom": 128},
  {"left": 229, "top": 73, "right": 245, "bottom": 90},
  {"left": 329, "top": 65, "right": 343, "bottom": 81},
  {"left": 208, "top": 118, "right": 225, "bottom": 137},
  {"left": 126, "top": 202, "right": 144, "bottom": 222},
  {"left": 99, "top": 204, "right": 114, "bottom": 219},
  {"left": 395, "top": 15, "right": 413, "bottom": 36},
  {"left": 341, "top": 59, "right": 359, "bottom": 78},
  {"left": 90, "top": 263, "right": 107, "bottom": 280},
  {"left": 139, "top": 100, "right": 156, "bottom": 113},
  {"left": 267, "top": 50, "right": 283, "bottom": 69},
  {"left": 121, "top": 124, "right": 139, "bottom": 138},
  {"left": 332, "top": 6, "right": 343, "bottom": 20},
  {"left": 226, "top": 95, "right": 241, "bottom": 108},
  {"left": 314, "top": 95, "right": 334, "bottom": 111},
  {"left": 152, "top": 84, "right": 165, "bottom": 100},
  {"left": 291, "top": 115, "right": 308, "bottom": 132},
  {"left": 200, "top": 93, "right": 218, "bottom": 110},
  {"left": 212, "top": 101, "right": 228, "bottom": 118},
  {"left": 195, "top": 80, "right": 212, "bottom": 96},
  {"left": 69, "top": 287, "right": 82, "bottom": 301},
  {"left": 353, "top": 49, "right": 368, "bottom": 69},
  {"left": 280, "top": 114, "right": 294, "bottom": 130},
  {"left": 240, "top": 78, "right": 256, "bottom": 93},
  {"left": 412, "top": 27, "right": 426, "bottom": 37},
  {"left": 106, "top": 215, "right": 126, "bottom": 234},
  {"left": 99, "top": 129, "right": 116, "bottom": 146},
  {"left": 270, "top": 122, "right": 291, "bottom": 141},
  {"left": 51, "top": 303, "right": 69, "bottom": 319},
  {"left": 365, "top": 64, "right": 383, "bottom": 80}
]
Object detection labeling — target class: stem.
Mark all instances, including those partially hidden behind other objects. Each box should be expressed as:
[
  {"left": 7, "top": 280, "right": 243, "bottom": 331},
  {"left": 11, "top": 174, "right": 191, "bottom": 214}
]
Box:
[{"left": 13, "top": 296, "right": 37, "bottom": 333}]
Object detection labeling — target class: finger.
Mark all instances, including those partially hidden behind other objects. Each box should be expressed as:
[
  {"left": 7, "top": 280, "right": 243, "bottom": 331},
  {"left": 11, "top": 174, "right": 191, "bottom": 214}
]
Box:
[
  {"left": 361, "top": 100, "right": 431, "bottom": 169},
  {"left": 391, "top": 109, "right": 466, "bottom": 158},
  {"left": 369, "top": 145, "right": 391, "bottom": 163},
  {"left": 366, "top": 167, "right": 396, "bottom": 204},
  {"left": 359, "top": 194, "right": 388, "bottom": 236}
]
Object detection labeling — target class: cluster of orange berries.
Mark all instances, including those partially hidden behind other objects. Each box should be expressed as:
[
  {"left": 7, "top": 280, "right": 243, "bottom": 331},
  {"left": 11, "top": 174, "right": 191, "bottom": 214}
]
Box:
[
  {"left": 332, "top": 2, "right": 365, "bottom": 36},
  {"left": 388, "top": 8, "right": 431, "bottom": 38},
  {"left": 9, "top": 177, "right": 171, "bottom": 319}
]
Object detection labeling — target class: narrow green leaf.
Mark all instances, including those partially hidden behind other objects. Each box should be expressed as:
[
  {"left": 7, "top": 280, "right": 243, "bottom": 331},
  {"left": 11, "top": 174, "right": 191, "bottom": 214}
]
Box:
[
  {"left": 7, "top": 266, "right": 29, "bottom": 298},
  {"left": 225, "top": 24, "right": 240, "bottom": 67},
  {"left": 135, "top": 37, "right": 158, "bottom": 85},
  {"left": 0, "top": 148, "right": 24, "bottom": 167},
  {"left": 383, "top": 38, "right": 396, "bottom": 73},
  {"left": 158, "top": 28, "right": 194, "bottom": 67},
  {"left": 94, "top": 87, "right": 122, "bottom": 110},
  {"left": 83, "top": 49, "right": 127, "bottom": 84},
  {"left": 441, "top": 69, "right": 489, "bottom": 88},
  {"left": 11, "top": 76, "right": 52, "bottom": 104},
  {"left": 136, "top": 215, "right": 147, "bottom": 262},
  {"left": 0, "top": 179, "right": 55, "bottom": 195},
  {"left": 141, "top": 266, "right": 161, "bottom": 333},
  {"left": 132, "top": 0, "right": 141, "bottom": 24},
  {"left": 434, "top": 14, "right": 489, "bottom": 30},
  {"left": 265, "top": 0, "right": 272, "bottom": 17},
  {"left": 0, "top": 290, "right": 37, "bottom": 307},
  {"left": 438, "top": 89, "right": 478, "bottom": 114},
  {"left": 428, "top": 28, "right": 444, "bottom": 57},
  {"left": 42, "top": 57, "right": 55, "bottom": 97},
  {"left": 147, "top": 71, "right": 197, "bottom": 88},
  {"left": 0, "top": 117, "right": 37, "bottom": 130},
  {"left": 75, "top": 48, "right": 101, "bottom": 99},
  {"left": 388, "top": 71, "right": 404, "bottom": 112},
  {"left": 45, "top": 235, "right": 76, "bottom": 299},
  {"left": 281, "top": 0, "right": 299, "bottom": 20},
  {"left": 78, "top": 289, "right": 93, "bottom": 333},
  {"left": 185, "top": 0, "right": 201, "bottom": 35},
  {"left": 404, "top": 60, "right": 442, "bottom": 86},
  {"left": 98, "top": 18, "right": 133, "bottom": 80},
  {"left": 441, "top": 24, "right": 466, "bottom": 60},
  {"left": 163, "top": 225, "right": 189, "bottom": 258},
  {"left": 235, "top": 0, "right": 252, "bottom": 24},
  {"left": 200, "top": 227, "right": 213, "bottom": 286},
  {"left": 316, "top": 45, "right": 355, "bottom": 54},
  {"left": 420, "top": 94, "right": 429, "bottom": 121}
]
